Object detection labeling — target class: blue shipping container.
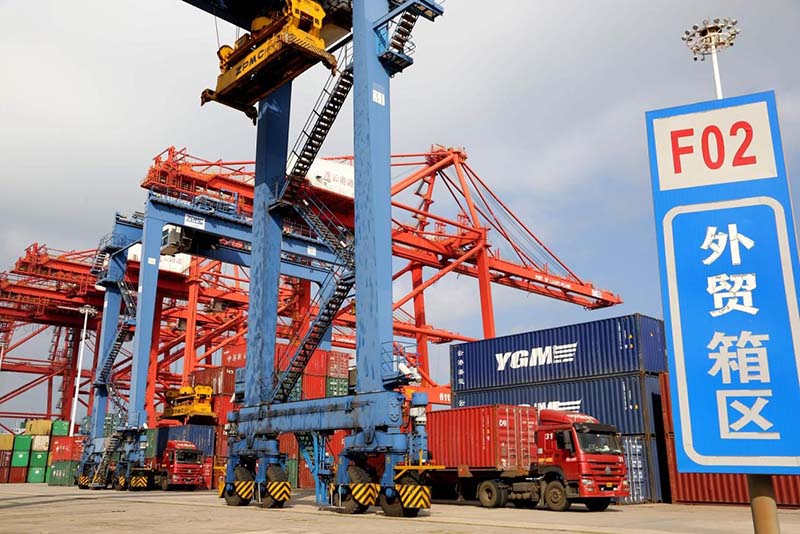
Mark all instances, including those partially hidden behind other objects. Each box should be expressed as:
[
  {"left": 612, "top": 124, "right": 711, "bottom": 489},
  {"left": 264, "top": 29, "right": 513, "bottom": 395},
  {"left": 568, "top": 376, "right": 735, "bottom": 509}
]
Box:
[
  {"left": 150, "top": 425, "right": 216, "bottom": 458},
  {"left": 452, "top": 373, "right": 662, "bottom": 435},
  {"left": 451, "top": 314, "right": 666, "bottom": 391},
  {"left": 620, "top": 435, "right": 664, "bottom": 504}
]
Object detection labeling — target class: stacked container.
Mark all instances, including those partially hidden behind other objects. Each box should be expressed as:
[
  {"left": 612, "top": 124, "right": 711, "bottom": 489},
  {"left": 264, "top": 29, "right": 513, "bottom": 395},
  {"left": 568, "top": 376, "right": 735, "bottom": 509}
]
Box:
[
  {"left": 658, "top": 373, "right": 800, "bottom": 506},
  {"left": 9, "top": 435, "right": 32, "bottom": 483},
  {"left": 451, "top": 314, "right": 669, "bottom": 504},
  {"left": 48, "top": 436, "right": 84, "bottom": 487},
  {"left": 0, "top": 434, "right": 12, "bottom": 483}
]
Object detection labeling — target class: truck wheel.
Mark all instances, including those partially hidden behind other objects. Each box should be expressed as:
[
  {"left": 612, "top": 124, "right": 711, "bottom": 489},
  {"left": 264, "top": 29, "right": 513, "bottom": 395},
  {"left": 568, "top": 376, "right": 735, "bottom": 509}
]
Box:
[
  {"left": 379, "top": 474, "right": 421, "bottom": 518},
  {"left": 544, "top": 480, "right": 571, "bottom": 511},
  {"left": 477, "top": 480, "right": 506, "bottom": 508},
  {"left": 224, "top": 466, "right": 254, "bottom": 507},
  {"left": 261, "top": 465, "right": 288, "bottom": 509},
  {"left": 585, "top": 498, "right": 611, "bottom": 512},
  {"left": 160, "top": 477, "right": 169, "bottom": 492}
]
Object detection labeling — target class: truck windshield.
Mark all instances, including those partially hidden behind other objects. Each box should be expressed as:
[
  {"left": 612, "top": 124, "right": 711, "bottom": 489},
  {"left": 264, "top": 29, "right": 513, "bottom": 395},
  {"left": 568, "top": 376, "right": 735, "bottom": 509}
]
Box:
[
  {"left": 175, "top": 451, "right": 202, "bottom": 464},
  {"left": 575, "top": 432, "right": 622, "bottom": 455}
]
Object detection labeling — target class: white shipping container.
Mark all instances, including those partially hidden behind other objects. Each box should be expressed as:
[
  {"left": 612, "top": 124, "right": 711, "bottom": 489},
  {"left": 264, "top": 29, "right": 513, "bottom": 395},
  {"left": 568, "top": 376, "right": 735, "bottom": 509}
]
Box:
[
  {"left": 127, "top": 244, "right": 192, "bottom": 274},
  {"left": 32, "top": 435, "right": 50, "bottom": 452}
]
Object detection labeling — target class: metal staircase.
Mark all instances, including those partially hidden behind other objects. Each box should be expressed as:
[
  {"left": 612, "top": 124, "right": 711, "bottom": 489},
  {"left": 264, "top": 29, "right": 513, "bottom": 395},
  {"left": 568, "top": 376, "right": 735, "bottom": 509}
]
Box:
[
  {"left": 289, "top": 45, "right": 354, "bottom": 180},
  {"left": 95, "top": 279, "right": 136, "bottom": 389},
  {"left": 91, "top": 432, "right": 121, "bottom": 488}
]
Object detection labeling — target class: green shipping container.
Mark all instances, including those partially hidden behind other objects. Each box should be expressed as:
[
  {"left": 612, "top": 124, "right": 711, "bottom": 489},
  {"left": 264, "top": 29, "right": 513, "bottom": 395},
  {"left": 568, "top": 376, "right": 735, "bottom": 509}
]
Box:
[
  {"left": 13, "top": 435, "right": 32, "bottom": 451},
  {"left": 145, "top": 428, "right": 158, "bottom": 458},
  {"left": 289, "top": 380, "right": 302, "bottom": 402},
  {"left": 11, "top": 451, "right": 29, "bottom": 467},
  {"left": 325, "top": 377, "right": 348, "bottom": 397},
  {"left": 48, "top": 461, "right": 80, "bottom": 486},
  {"left": 27, "top": 467, "right": 46, "bottom": 483},
  {"left": 45, "top": 465, "right": 51, "bottom": 483},
  {"left": 51, "top": 420, "right": 69, "bottom": 437},
  {"left": 29, "top": 451, "right": 48, "bottom": 468},
  {"left": 286, "top": 458, "right": 298, "bottom": 489}
]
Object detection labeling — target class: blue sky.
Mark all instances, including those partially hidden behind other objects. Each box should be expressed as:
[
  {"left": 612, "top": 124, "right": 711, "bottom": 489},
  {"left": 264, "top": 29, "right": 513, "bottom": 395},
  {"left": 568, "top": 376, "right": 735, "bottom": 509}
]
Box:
[{"left": 1, "top": 1, "right": 799, "bottom": 419}]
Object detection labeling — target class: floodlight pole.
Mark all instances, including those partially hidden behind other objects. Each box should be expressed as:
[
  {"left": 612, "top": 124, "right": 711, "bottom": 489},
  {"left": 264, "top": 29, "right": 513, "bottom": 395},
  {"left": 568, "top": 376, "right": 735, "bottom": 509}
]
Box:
[
  {"left": 710, "top": 42, "right": 723, "bottom": 99},
  {"left": 69, "top": 305, "right": 97, "bottom": 437}
]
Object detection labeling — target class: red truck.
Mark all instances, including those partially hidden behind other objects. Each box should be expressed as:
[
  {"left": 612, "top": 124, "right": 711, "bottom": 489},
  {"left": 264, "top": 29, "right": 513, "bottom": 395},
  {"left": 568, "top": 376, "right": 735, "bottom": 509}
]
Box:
[
  {"left": 139, "top": 440, "right": 205, "bottom": 491},
  {"left": 427, "top": 405, "right": 629, "bottom": 511}
]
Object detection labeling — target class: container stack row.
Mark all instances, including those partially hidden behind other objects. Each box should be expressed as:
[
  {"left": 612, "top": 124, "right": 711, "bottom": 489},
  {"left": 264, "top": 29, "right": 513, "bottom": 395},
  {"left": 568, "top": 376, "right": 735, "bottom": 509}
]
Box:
[
  {"left": 450, "top": 314, "right": 670, "bottom": 504},
  {"left": 1, "top": 419, "right": 76, "bottom": 485}
]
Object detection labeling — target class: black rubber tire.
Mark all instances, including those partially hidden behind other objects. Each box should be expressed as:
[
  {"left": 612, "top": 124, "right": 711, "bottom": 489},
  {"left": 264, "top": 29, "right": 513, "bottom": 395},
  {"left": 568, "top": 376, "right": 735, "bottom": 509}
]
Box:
[
  {"left": 379, "top": 474, "right": 421, "bottom": 518},
  {"left": 224, "top": 465, "right": 254, "bottom": 507},
  {"left": 113, "top": 476, "right": 126, "bottom": 491},
  {"left": 160, "top": 477, "right": 169, "bottom": 492},
  {"left": 342, "top": 464, "right": 371, "bottom": 515},
  {"left": 260, "top": 465, "right": 287, "bottom": 509},
  {"left": 477, "top": 480, "right": 505, "bottom": 508},
  {"left": 585, "top": 498, "right": 611, "bottom": 512},
  {"left": 544, "top": 480, "right": 571, "bottom": 511}
]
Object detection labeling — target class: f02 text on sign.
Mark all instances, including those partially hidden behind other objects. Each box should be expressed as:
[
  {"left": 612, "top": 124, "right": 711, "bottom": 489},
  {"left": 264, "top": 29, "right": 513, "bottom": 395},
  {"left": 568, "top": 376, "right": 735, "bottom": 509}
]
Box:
[{"left": 652, "top": 101, "right": 777, "bottom": 191}]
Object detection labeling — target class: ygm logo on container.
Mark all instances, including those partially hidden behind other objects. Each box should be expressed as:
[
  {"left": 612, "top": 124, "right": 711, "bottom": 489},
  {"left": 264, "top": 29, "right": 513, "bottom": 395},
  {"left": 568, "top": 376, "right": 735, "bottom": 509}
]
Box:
[
  {"left": 495, "top": 342, "right": 578, "bottom": 371},
  {"left": 533, "top": 399, "right": 583, "bottom": 412}
]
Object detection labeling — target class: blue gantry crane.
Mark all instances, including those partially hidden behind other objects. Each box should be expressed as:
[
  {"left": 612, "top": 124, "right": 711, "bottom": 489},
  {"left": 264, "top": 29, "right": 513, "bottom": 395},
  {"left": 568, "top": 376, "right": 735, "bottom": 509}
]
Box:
[{"left": 181, "top": 0, "right": 445, "bottom": 516}]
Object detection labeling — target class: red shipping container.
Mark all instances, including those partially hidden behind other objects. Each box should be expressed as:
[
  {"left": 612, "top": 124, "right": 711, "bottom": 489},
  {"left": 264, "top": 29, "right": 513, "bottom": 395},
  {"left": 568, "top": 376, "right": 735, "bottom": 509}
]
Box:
[
  {"left": 326, "top": 351, "right": 350, "bottom": 379},
  {"left": 8, "top": 467, "right": 27, "bottom": 483},
  {"left": 0, "top": 466, "right": 9, "bottom": 483},
  {"left": 328, "top": 430, "right": 347, "bottom": 460},
  {"left": 659, "top": 372, "right": 674, "bottom": 433},
  {"left": 215, "top": 427, "right": 228, "bottom": 458},
  {"left": 298, "top": 459, "right": 315, "bottom": 489},
  {"left": 222, "top": 341, "right": 247, "bottom": 368},
  {"left": 427, "top": 405, "right": 537, "bottom": 471},
  {"left": 279, "top": 433, "right": 299, "bottom": 458},
  {"left": 201, "top": 458, "right": 214, "bottom": 490},
  {"left": 50, "top": 436, "right": 84, "bottom": 462},
  {"left": 0, "top": 450, "right": 11, "bottom": 468},
  {"left": 302, "top": 374, "right": 327, "bottom": 400},
  {"left": 212, "top": 394, "right": 236, "bottom": 425},
  {"left": 191, "top": 366, "right": 237, "bottom": 395}
]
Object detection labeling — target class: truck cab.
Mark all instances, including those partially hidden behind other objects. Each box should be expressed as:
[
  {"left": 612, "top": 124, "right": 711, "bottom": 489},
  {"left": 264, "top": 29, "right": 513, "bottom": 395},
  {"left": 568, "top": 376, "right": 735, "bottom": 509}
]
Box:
[
  {"left": 535, "top": 410, "right": 629, "bottom": 511},
  {"left": 152, "top": 440, "right": 204, "bottom": 491}
]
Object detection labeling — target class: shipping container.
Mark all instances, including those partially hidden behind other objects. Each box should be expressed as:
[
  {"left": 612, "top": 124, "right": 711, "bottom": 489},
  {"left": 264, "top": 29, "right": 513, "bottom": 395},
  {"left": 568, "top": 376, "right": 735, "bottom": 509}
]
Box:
[
  {"left": 0, "top": 434, "right": 14, "bottom": 451},
  {"left": 276, "top": 345, "right": 327, "bottom": 377},
  {"left": 298, "top": 459, "right": 315, "bottom": 489},
  {"left": 191, "top": 366, "right": 237, "bottom": 396},
  {"left": 286, "top": 458, "right": 298, "bottom": 489},
  {"left": 0, "top": 466, "right": 9, "bottom": 483},
  {"left": 51, "top": 436, "right": 84, "bottom": 463},
  {"left": 25, "top": 419, "right": 52, "bottom": 436},
  {"left": 451, "top": 314, "right": 666, "bottom": 392},
  {"left": 279, "top": 433, "right": 299, "bottom": 458},
  {"left": 201, "top": 458, "right": 214, "bottom": 490},
  {"left": 9, "top": 467, "right": 27, "bottom": 483},
  {"left": 328, "top": 430, "right": 347, "bottom": 461},
  {"left": 0, "top": 451, "right": 11, "bottom": 468},
  {"left": 428, "top": 405, "right": 536, "bottom": 471},
  {"left": 327, "top": 351, "right": 350, "bottom": 379},
  {"left": 453, "top": 373, "right": 662, "bottom": 436},
  {"left": 27, "top": 467, "right": 46, "bottom": 483},
  {"left": 215, "top": 427, "right": 228, "bottom": 458},
  {"left": 48, "top": 461, "right": 80, "bottom": 486},
  {"left": 32, "top": 435, "right": 50, "bottom": 452},
  {"left": 29, "top": 451, "right": 48, "bottom": 468},
  {"left": 11, "top": 450, "right": 29, "bottom": 467},
  {"left": 222, "top": 342, "right": 247, "bottom": 368},
  {"left": 619, "top": 435, "right": 663, "bottom": 504},
  {"left": 211, "top": 394, "right": 236, "bottom": 425},
  {"left": 13, "top": 435, "right": 32, "bottom": 451},
  {"left": 148, "top": 425, "right": 216, "bottom": 457},
  {"left": 50, "top": 420, "right": 70, "bottom": 437},
  {"left": 302, "top": 374, "right": 327, "bottom": 400},
  {"left": 325, "top": 377, "right": 348, "bottom": 397}
]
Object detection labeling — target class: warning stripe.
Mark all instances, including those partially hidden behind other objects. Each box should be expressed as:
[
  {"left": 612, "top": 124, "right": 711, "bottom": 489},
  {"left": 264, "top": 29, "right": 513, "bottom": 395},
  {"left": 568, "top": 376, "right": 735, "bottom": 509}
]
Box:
[
  {"left": 130, "top": 476, "right": 148, "bottom": 488},
  {"left": 350, "top": 483, "right": 380, "bottom": 506},
  {"left": 118, "top": 476, "right": 126, "bottom": 488},
  {"left": 234, "top": 480, "right": 254, "bottom": 499},
  {"left": 396, "top": 484, "right": 431, "bottom": 509},
  {"left": 266, "top": 481, "right": 291, "bottom": 502},
  {"left": 79, "top": 476, "right": 90, "bottom": 486}
]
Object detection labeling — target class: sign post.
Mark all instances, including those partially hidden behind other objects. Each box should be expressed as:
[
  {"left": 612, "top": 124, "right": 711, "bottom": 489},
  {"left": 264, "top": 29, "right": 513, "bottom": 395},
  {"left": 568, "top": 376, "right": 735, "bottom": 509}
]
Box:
[{"left": 647, "top": 91, "right": 796, "bottom": 533}]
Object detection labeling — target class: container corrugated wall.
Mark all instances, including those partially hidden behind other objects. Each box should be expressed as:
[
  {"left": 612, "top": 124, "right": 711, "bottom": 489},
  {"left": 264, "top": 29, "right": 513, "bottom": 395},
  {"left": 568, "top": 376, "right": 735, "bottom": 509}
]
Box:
[
  {"left": 165, "top": 425, "right": 216, "bottom": 457},
  {"left": 428, "top": 405, "right": 536, "bottom": 471},
  {"left": 451, "top": 314, "right": 666, "bottom": 391},
  {"left": 453, "top": 374, "right": 661, "bottom": 436}
]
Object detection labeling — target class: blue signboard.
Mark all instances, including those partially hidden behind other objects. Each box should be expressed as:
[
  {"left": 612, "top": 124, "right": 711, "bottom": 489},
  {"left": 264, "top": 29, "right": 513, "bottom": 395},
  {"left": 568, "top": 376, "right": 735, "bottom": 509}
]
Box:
[{"left": 646, "top": 91, "right": 800, "bottom": 474}]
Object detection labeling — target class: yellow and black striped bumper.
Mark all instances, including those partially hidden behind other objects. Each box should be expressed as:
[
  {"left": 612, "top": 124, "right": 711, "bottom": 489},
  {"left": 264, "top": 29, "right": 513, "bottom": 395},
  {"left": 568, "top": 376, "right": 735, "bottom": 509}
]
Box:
[
  {"left": 350, "top": 483, "right": 380, "bottom": 506},
  {"left": 396, "top": 484, "right": 431, "bottom": 509},
  {"left": 266, "top": 481, "right": 291, "bottom": 502},
  {"left": 130, "top": 475, "right": 148, "bottom": 489},
  {"left": 233, "top": 480, "right": 255, "bottom": 500},
  {"left": 78, "top": 475, "right": 90, "bottom": 486},
  {"left": 117, "top": 476, "right": 126, "bottom": 488}
]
